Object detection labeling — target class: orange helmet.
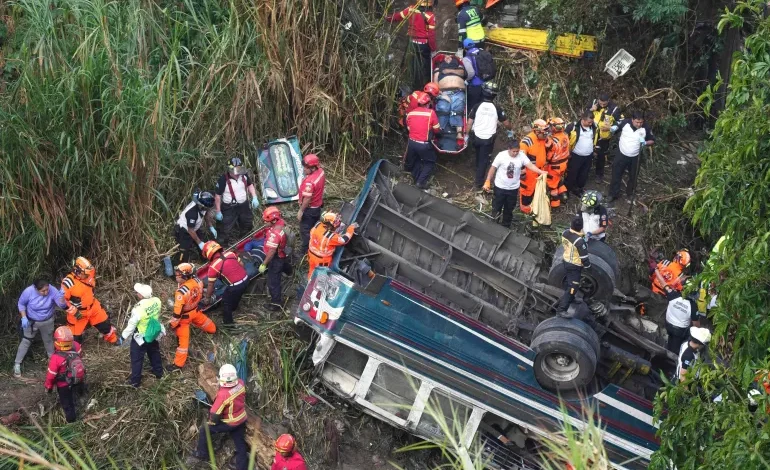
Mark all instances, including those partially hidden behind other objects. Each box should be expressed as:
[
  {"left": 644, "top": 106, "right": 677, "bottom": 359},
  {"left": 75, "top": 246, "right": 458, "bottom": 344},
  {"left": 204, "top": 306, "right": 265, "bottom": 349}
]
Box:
[
  {"left": 455, "top": 0, "right": 469, "bottom": 6},
  {"left": 73, "top": 256, "right": 94, "bottom": 278},
  {"left": 54, "top": 326, "right": 74, "bottom": 351},
  {"left": 175, "top": 263, "right": 195, "bottom": 279},
  {"left": 202, "top": 241, "right": 222, "bottom": 260},
  {"left": 321, "top": 211, "right": 341, "bottom": 228},
  {"left": 414, "top": 90, "right": 431, "bottom": 106},
  {"left": 548, "top": 117, "right": 565, "bottom": 132},
  {"left": 423, "top": 82, "right": 440, "bottom": 98},
  {"left": 675, "top": 249, "right": 691, "bottom": 267},
  {"left": 532, "top": 119, "right": 549, "bottom": 138},
  {"left": 275, "top": 434, "right": 296, "bottom": 453},
  {"left": 262, "top": 206, "right": 282, "bottom": 223}
]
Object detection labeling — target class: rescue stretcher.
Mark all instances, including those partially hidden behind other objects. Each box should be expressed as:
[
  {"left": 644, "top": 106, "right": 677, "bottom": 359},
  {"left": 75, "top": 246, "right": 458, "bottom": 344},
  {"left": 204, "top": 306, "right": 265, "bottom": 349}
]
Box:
[{"left": 431, "top": 51, "right": 468, "bottom": 155}]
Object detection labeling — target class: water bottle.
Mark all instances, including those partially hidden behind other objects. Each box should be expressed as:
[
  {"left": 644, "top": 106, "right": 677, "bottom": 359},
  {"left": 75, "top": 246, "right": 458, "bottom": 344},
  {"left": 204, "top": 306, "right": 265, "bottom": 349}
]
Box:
[{"left": 163, "top": 256, "right": 173, "bottom": 277}]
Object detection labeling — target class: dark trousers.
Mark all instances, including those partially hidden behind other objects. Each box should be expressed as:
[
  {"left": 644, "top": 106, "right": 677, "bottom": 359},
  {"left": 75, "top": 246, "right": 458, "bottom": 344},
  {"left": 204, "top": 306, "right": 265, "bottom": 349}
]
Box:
[
  {"left": 197, "top": 421, "right": 248, "bottom": 470},
  {"left": 57, "top": 383, "right": 84, "bottom": 423},
  {"left": 609, "top": 150, "right": 640, "bottom": 198},
  {"left": 467, "top": 84, "right": 483, "bottom": 113},
  {"left": 130, "top": 338, "right": 164, "bottom": 387},
  {"left": 406, "top": 140, "right": 437, "bottom": 188},
  {"left": 267, "top": 256, "right": 292, "bottom": 304},
  {"left": 473, "top": 135, "right": 495, "bottom": 187},
  {"left": 666, "top": 322, "right": 690, "bottom": 353},
  {"left": 409, "top": 42, "right": 433, "bottom": 91},
  {"left": 299, "top": 207, "right": 322, "bottom": 259},
  {"left": 595, "top": 139, "right": 610, "bottom": 178},
  {"left": 222, "top": 282, "right": 248, "bottom": 324},
  {"left": 491, "top": 186, "right": 518, "bottom": 228},
  {"left": 219, "top": 202, "right": 253, "bottom": 246},
  {"left": 172, "top": 227, "right": 204, "bottom": 265},
  {"left": 557, "top": 263, "right": 583, "bottom": 311},
  {"left": 565, "top": 152, "right": 593, "bottom": 195}
]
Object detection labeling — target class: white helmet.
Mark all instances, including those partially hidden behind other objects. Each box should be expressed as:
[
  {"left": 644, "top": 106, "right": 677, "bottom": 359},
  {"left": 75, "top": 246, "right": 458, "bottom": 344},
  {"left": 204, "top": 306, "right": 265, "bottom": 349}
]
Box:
[
  {"left": 690, "top": 326, "right": 712, "bottom": 345},
  {"left": 218, "top": 364, "right": 238, "bottom": 388}
]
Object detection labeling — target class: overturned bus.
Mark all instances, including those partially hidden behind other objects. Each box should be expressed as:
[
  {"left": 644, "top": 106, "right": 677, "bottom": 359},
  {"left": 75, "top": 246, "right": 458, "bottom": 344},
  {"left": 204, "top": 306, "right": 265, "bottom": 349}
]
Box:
[{"left": 295, "top": 161, "right": 669, "bottom": 469}]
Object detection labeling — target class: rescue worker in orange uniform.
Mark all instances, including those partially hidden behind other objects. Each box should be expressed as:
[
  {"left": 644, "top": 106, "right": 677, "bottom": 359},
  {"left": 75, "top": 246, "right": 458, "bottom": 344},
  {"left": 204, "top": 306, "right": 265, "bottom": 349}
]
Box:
[
  {"left": 545, "top": 117, "right": 570, "bottom": 208},
  {"left": 297, "top": 154, "right": 326, "bottom": 260},
  {"left": 168, "top": 263, "right": 216, "bottom": 371},
  {"left": 652, "top": 249, "right": 690, "bottom": 295},
  {"left": 518, "top": 119, "right": 552, "bottom": 214},
  {"left": 259, "top": 206, "right": 293, "bottom": 311},
  {"left": 307, "top": 212, "right": 358, "bottom": 281},
  {"left": 60, "top": 257, "right": 120, "bottom": 345},
  {"left": 271, "top": 434, "right": 308, "bottom": 470}
]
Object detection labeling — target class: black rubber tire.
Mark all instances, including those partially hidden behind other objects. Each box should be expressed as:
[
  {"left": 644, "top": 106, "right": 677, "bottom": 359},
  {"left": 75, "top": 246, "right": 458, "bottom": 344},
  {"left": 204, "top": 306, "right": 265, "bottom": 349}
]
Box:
[
  {"left": 532, "top": 317, "right": 601, "bottom": 358},
  {"left": 548, "top": 248, "right": 616, "bottom": 300},
  {"left": 531, "top": 329, "right": 598, "bottom": 392},
  {"left": 586, "top": 240, "right": 620, "bottom": 282}
]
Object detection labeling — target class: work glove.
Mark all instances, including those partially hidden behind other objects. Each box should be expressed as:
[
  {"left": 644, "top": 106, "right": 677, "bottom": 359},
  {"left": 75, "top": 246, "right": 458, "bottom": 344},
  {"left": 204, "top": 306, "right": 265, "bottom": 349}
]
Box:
[
  {"left": 610, "top": 125, "right": 618, "bottom": 133},
  {"left": 258, "top": 264, "right": 268, "bottom": 274},
  {"left": 585, "top": 231, "right": 593, "bottom": 241},
  {"left": 120, "top": 337, "right": 129, "bottom": 347},
  {"left": 506, "top": 130, "right": 514, "bottom": 139},
  {"left": 482, "top": 180, "right": 492, "bottom": 193},
  {"left": 639, "top": 136, "right": 647, "bottom": 145},
  {"left": 198, "top": 241, "right": 205, "bottom": 251},
  {"left": 251, "top": 195, "right": 260, "bottom": 210},
  {"left": 209, "top": 226, "right": 217, "bottom": 238},
  {"left": 215, "top": 211, "right": 223, "bottom": 222},
  {"left": 21, "top": 317, "right": 29, "bottom": 330}
]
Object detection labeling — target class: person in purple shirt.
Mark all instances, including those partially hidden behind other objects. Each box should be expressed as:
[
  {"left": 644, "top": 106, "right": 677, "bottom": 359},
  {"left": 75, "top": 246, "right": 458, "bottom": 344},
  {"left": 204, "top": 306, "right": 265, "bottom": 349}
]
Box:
[{"left": 14, "top": 279, "right": 67, "bottom": 378}]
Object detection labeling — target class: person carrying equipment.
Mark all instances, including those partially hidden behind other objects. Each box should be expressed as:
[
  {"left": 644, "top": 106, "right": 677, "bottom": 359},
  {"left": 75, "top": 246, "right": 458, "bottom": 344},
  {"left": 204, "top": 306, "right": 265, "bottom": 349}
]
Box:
[
  {"left": 259, "top": 207, "right": 293, "bottom": 311},
  {"left": 188, "top": 364, "right": 248, "bottom": 470},
  {"left": 203, "top": 240, "right": 249, "bottom": 325},
  {"left": 461, "top": 40, "right": 496, "bottom": 111},
  {"left": 519, "top": 119, "right": 552, "bottom": 214},
  {"left": 297, "top": 154, "right": 326, "bottom": 261},
  {"left": 121, "top": 283, "right": 165, "bottom": 386},
  {"left": 386, "top": 0, "right": 437, "bottom": 90},
  {"left": 14, "top": 279, "right": 67, "bottom": 378},
  {"left": 578, "top": 190, "right": 608, "bottom": 242},
  {"left": 214, "top": 156, "right": 260, "bottom": 246},
  {"left": 652, "top": 249, "right": 690, "bottom": 295},
  {"left": 45, "top": 326, "right": 85, "bottom": 423},
  {"left": 456, "top": 0, "right": 486, "bottom": 52},
  {"left": 564, "top": 111, "right": 598, "bottom": 197},
  {"left": 271, "top": 434, "right": 308, "bottom": 470},
  {"left": 405, "top": 92, "right": 442, "bottom": 189},
  {"left": 545, "top": 117, "right": 570, "bottom": 207},
  {"left": 465, "top": 81, "right": 513, "bottom": 189},
  {"left": 61, "top": 257, "right": 120, "bottom": 346},
  {"left": 172, "top": 189, "right": 216, "bottom": 265},
  {"left": 308, "top": 212, "right": 359, "bottom": 280},
  {"left": 677, "top": 327, "right": 711, "bottom": 382},
  {"left": 587, "top": 93, "right": 622, "bottom": 183},
  {"left": 556, "top": 217, "right": 591, "bottom": 314},
  {"left": 168, "top": 263, "right": 216, "bottom": 371}
]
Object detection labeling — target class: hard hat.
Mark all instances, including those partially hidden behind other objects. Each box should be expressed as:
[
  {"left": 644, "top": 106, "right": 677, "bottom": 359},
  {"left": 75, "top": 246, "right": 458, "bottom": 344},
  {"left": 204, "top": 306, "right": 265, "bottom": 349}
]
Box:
[
  {"left": 455, "top": 0, "right": 469, "bottom": 7},
  {"left": 227, "top": 156, "right": 246, "bottom": 176},
  {"left": 54, "top": 326, "right": 74, "bottom": 351},
  {"left": 218, "top": 364, "right": 239, "bottom": 388},
  {"left": 134, "top": 283, "right": 153, "bottom": 299},
  {"left": 321, "top": 211, "right": 342, "bottom": 228},
  {"left": 462, "top": 38, "right": 475, "bottom": 49},
  {"left": 481, "top": 81, "right": 499, "bottom": 98},
  {"left": 675, "top": 249, "right": 691, "bottom": 267},
  {"left": 193, "top": 189, "right": 215, "bottom": 208},
  {"left": 73, "top": 257, "right": 94, "bottom": 277},
  {"left": 549, "top": 117, "right": 566, "bottom": 132},
  {"left": 532, "top": 119, "right": 549, "bottom": 138},
  {"left": 690, "top": 326, "right": 711, "bottom": 345},
  {"left": 423, "top": 82, "right": 440, "bottom": 98},
  {"left": 262, "top": 206, "right": 282, "bottom": 223},
  {"left": 580, "top": 190, "right": 600, "bottom": 209},
  {"left": 414, "top": 90, "right": 431, "bottom": 106},
  {"left": 275, "top": 434, "right": 296, "bottom": 453},
  {"left": 202, "top": 241, "right": 222, "bottom": 260},
  {"left": 175, "top": 262, "right": 195, "bottom": 278},
  {"left": 303, "top": 154, "right": 320, "bottom": 167}
]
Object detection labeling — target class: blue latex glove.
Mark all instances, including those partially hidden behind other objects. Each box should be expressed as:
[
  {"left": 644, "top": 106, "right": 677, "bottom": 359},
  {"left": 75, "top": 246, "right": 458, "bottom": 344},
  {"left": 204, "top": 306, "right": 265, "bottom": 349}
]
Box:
[
  {"left": 198, "top": 241, "right": 205, "bottom": 250},
  {"left": 258, "top": 264, "right": 267, "bottom": 274},
  {"left": 115, "top": 337, "right": 123, "bottom": 347},
  {"left": 21, "top": 317, "right": 29, "bottom": 329},
  {"left": 209, "top": 226, "right": 217, "bottom": 238},
  {"left": 120, "top": 337, "right": 129, "bottom": 347},
  {"left": 639, "top": 136, "right": 646, "bottom": 145},
  {"left": 610, "top": 125, "right": 618, "bottom": 133},
  {"left": 251, "top": 195, "right": 260, "bottom": 210},
  {"left": 215, "top": 211, "right": 223, "bottom": 221},
  {"left": 506, "top": 130, "right": 514, "bottom": 139}
]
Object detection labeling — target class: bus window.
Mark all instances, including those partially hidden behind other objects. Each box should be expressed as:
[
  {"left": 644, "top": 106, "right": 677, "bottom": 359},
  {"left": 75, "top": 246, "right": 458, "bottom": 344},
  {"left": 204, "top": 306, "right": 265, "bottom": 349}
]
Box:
[
  {"left": 474, "top": 414, "right": 541, "bottom": 470},
  {"left": 416, "top": 390, "right": 472, "bottom": 441},
  {"left": 322, "top": 342, "right": 370, "bottom": 396},
  {"left": 364, "top": 363, "right": 421, "bottom": 421}
]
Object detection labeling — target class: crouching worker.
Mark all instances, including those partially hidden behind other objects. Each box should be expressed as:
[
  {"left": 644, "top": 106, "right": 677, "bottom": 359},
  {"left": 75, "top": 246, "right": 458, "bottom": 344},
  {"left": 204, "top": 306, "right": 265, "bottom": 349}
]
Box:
[
  {"left": 121, "top": 283, "right": 165, "bottom": 387},
  {"left": 188, "top": 364, "right": 249, "bottom": 470},
  {"left": 272, "top": 434, "right": 308, "bottom": 470},
  {"left": 556, "top": 217, "right": 591, "bottom": 315},
  {"left": 61, "top": 257, "right": 120, "bottom": 346},
  {"left": 307, "top": 212, "right": 358, "bottom": 281},
  {"left": 169, "top": 263, "right": 216, "bottom": 371},
  {"left": 45, "top": 326, "right": 85, "bottom": 423}
]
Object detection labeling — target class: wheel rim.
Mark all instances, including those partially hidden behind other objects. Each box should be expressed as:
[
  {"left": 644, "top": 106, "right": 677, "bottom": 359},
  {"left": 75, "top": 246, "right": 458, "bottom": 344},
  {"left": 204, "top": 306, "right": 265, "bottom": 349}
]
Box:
[{"left": 542, "top": 352, "right": 580, "bottom": 382}]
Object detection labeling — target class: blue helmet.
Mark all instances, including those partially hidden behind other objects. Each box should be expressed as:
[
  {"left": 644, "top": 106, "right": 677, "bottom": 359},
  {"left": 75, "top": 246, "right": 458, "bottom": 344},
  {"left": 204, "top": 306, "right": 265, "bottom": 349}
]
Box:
[{"left": 463, "top": 38, "right": 476, "bottom": 50}]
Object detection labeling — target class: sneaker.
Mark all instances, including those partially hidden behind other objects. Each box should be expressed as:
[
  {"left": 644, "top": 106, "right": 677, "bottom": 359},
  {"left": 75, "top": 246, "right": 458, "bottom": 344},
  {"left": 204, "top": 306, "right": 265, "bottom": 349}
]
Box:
[{"left": 13, "top": 364, "right": 21, "bottom": 378}]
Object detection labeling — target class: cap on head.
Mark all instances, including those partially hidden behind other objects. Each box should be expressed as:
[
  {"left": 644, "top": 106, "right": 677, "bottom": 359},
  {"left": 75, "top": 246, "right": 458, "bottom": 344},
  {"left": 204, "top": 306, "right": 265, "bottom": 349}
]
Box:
[
  {"left": 262, "top": 206, "right": 282, "bottom": 223},
  {"left": 275, "top": 434, "right": 296, "bottom": 453},
  {"left": 134, "top": 283, "right": 153, "bottom": 299},
  {"left": 462, "top": 38, "right": 475, "bottom": 49},
  {"left": 303, "top": 154, "right": 320, "bottom": 168},
  {"left": 690, "top": 326, "right": 711, "bottom": 345},
  {"left": 202, "top": 241, "right": 223, "bottom": 260}
]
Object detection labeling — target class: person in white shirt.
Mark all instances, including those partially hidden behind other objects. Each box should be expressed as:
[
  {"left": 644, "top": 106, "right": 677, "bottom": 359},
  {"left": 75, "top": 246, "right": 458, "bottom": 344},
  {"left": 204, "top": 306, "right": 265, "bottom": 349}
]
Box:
[
  {"left": 465, "top": 82, "right": 513, "bottom": 189},
  {"left": 214, "top": 157, "right": 260, "bottom": 245},
  {"left": 663, "top": 285, "right": 700, "bottom": 353},
  {"left": 607, "top": 112, "right": 655, "bottom": 202},
  {"left": 564, "top": 111, "right": 598, "bottom": 197},
  {"left": 482, "top": 140, "right": 546, "bottom": 227}
]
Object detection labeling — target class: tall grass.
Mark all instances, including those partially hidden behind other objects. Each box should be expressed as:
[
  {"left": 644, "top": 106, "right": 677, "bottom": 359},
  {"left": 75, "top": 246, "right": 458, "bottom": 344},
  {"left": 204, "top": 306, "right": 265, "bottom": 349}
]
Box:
[{"left": 0, "top": 0, "right": 398, "bottom": 318}]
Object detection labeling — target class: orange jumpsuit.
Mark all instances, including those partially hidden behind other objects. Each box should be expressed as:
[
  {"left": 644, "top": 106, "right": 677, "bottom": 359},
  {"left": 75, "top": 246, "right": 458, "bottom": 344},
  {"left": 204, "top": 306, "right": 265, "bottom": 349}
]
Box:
[
  {"left": 172, "top": 277, "right": 217, "bottom": 367},
  {"left": 307, "top": 223, "right": 357, "bottom": 280},
  {"left": 519, "top": 131, "right": 550, "bottom": 214},
  {"left": 61, "top": 272, "right": 118, "bottom": 343},
  {"left": 651, "top": 260, "right": 685, "bottom": 295},
  {"left": 546, "top": 131, "right": 570, "bottom": 208}
]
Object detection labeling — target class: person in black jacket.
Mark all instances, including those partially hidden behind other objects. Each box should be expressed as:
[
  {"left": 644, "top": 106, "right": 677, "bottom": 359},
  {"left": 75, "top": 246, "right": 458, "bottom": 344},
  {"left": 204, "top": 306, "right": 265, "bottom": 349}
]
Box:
[{"left": 556, "top": 217, "right": 591, "bottom": 314}]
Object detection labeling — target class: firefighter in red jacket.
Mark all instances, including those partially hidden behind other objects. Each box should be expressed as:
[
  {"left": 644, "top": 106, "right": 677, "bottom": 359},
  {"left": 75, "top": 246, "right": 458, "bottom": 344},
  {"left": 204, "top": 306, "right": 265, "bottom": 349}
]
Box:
[
  {"left": 271, "top": 434, "right": 308, "bottom": 470},
  {"left": 188, "top": 364, "right": 248, "bottom": 470},
  {"left": 259, "top": 206, "right": 293, "bottom": 311},
  {"left": 405, "top": 91, "right": 442, "bottom": 189},
  {"left": 386, "top": 0, "right": 436, "bottom": 90},
  {"left": 45, "top": 326, "right": 85, "bottom": 423},
  {"left": 399, "top": 82, "right": 440, "bottom": 127}
]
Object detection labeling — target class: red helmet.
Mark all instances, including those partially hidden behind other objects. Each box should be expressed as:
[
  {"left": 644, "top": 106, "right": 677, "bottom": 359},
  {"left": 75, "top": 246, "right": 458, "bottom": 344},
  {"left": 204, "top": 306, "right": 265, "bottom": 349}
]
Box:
[
  {"left": 54, "top": 326, "right": 74, "bottom": 351},
  {"left": 275, "top": 434, "right": 296, "bottom": 453},
  {"left": 423, "top": 82, "right": 440, "bottom": 98},
  {"left": 262, "top": 206, "right": 282, "bottom": 223},
  {"left": 414, "top": 91, "right": 431, "bottom": 106},
  {"left": 303, "top": 154, "right": 320, "bottom": 167},
  {"left": 202, "top": 241, "right": 222, "bottom": 261}
]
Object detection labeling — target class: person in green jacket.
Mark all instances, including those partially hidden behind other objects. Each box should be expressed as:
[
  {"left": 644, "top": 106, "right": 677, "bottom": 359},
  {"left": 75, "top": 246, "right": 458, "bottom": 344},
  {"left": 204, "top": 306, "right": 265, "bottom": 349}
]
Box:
[{"left": 122, "top": 283, "right": 166, "bottom": 387}]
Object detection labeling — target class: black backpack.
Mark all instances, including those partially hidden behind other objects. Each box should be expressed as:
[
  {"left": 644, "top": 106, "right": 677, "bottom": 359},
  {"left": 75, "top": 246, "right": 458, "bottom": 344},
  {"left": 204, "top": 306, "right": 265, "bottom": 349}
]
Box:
[{"left": 472, "top": 49, "right": 496, "bottom": 81}]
